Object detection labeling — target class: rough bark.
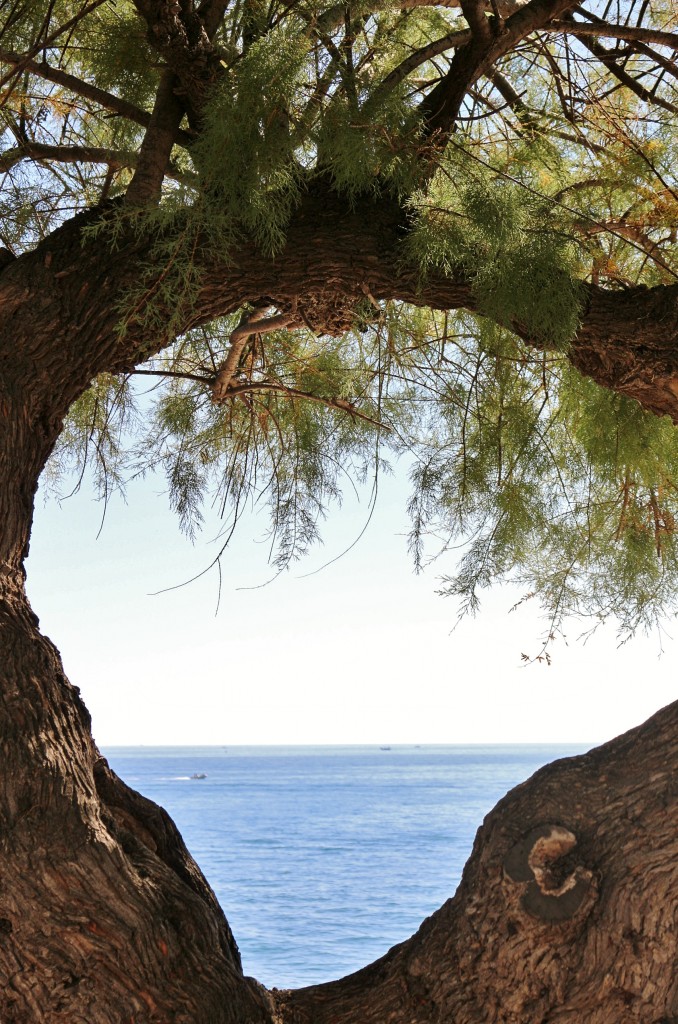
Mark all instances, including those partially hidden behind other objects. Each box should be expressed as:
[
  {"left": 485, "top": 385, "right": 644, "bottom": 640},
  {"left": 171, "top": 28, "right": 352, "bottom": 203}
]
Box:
[
  {"left": 1, "top": 174, "right": 678, "bottom": 1021},
  {"left": 0, "top": 572, "right": 275, "bottom": 1023},
  {"left": 0, "top": 253, "right": 275, "bottom": 1019},
  {"left": 6, "top": 544, "right": 678, "bottom": 1023}
]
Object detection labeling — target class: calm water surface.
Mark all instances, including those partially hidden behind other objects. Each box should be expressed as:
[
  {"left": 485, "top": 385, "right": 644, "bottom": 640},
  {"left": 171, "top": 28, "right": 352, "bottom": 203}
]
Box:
[{"left": 104, "top": 744, "right": 589, "bottom": 988}]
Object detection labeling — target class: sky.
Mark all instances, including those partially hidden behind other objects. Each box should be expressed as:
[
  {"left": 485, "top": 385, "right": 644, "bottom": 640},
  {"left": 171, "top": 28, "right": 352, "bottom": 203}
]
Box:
[{"left": 25, "top": 461, "right": 677, "bottom": 748}]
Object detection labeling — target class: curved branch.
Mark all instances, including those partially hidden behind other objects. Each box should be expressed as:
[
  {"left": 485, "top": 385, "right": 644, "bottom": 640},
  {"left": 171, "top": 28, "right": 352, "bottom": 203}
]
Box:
[
  {"left": 212, "top": 307, "right": 303, "bottom": 402},
  {"left": 273, "top": 701, "right": 678, "bottom": 1024},
  {"left": 2, "top": 185, "right": 677, "bottom": 431},
  {"left": 130, "top": 365, "right": 391, "bottom": 429},
  {"left": 367, "top": 11, "right": 678, "bottom": 108},
  {"left": 418, "top": 0, "right": 579, "bottom": 143},
  {"left": 373, "top": 28, "right": 473, "bottom": 102}
]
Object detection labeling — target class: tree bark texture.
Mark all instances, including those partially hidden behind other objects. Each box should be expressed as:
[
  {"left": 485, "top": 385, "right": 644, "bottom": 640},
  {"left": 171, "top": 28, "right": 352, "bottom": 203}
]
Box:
[
  {"left": 5, "top": 570, "right": 678, "bottom": 1022},
  {"left": 0, "top": 573, "right": 274, "bottom": 1023},
  {"left": 1, "top": 188, "right": 678, "bottom": 1020}
]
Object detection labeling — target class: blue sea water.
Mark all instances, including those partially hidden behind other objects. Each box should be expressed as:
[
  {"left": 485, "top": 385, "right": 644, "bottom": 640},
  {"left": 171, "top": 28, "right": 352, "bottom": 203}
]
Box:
[{"left": 104, "top": 744, "right": 589, "bottom": 988}]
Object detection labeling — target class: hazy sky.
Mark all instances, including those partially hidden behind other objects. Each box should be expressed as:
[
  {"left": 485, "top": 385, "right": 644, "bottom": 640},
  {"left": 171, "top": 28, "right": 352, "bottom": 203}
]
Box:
[{"left": 26, "top": 463, "right": 677, "bottom": 747}]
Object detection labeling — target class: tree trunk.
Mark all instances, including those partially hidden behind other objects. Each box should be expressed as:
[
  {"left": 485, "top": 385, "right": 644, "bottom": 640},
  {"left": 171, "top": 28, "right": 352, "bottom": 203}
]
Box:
[
  {"left": 0, "top": 259, "right": 274, "bottom": 1020},
  {"left": 0, "top": 572, "right": 274, "bottom": 1022},
  {"left": 1, "top": 195, "right": 678, "bottom": 1021}
]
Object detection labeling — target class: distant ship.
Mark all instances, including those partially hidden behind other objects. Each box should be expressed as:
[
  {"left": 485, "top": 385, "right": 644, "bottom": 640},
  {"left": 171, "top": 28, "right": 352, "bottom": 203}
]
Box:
[
  {"left": 380, "top": 746, "right": 391, "bottom": 751},
  {"left": 190, "top": 772, "right": 207, "bottom": 779}
]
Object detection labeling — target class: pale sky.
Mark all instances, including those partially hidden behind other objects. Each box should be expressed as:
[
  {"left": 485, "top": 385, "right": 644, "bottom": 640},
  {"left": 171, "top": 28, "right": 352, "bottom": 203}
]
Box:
[{"left": 25, "top": 463, "right": 677, "bottom": 747}]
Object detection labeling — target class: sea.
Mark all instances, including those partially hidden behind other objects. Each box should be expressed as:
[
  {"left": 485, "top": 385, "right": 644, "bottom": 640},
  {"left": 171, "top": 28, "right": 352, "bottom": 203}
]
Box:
[{"left": 104, "top": 743, "right": 590, "bottom": 989}]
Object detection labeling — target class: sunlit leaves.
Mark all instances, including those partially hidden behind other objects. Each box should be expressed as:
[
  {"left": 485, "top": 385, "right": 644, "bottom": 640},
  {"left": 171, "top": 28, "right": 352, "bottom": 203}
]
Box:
[
  {"left": 410, "top": 319, "right": 678, "bottom": 637},
  {"left": 405, "top": 155, "right": 584, "bottom": 348},
  {"left": 47, "top": 373, "right": 138, "bottom": 499}
]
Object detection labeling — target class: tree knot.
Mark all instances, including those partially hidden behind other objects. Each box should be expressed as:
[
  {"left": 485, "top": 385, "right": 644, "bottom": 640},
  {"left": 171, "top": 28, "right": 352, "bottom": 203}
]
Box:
[{"left": 503, "top": 824, "right": 597, "bottom": 923}]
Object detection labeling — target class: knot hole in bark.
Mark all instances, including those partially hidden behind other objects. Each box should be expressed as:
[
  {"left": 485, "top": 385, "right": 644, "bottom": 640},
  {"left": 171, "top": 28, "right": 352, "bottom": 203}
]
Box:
[{"left": 504, "top": 825, "right": 597, "bottom": 923}]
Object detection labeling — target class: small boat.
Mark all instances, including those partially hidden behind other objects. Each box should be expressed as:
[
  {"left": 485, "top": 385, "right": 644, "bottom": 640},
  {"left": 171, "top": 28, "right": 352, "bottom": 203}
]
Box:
[
  {"left": 190, "top": 772, "right": 207, "bottom": 780},
  {"left": 380, "top": 746, "right": 391, "bottom": 751}
]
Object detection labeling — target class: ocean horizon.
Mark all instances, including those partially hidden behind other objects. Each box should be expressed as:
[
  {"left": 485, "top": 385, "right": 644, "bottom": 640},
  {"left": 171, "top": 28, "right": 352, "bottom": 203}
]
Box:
[{"left": 104, "top": 743, "right": 591, "bottom": 988}]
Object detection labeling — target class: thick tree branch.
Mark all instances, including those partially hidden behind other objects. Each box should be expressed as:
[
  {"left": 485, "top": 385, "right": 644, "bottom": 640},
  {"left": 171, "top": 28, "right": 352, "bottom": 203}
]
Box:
[
  {"left": 418, "top": 41, "right": 488, "bottom": 141},
  {"left": 418, "top": 0, "right": 578, "bottom": 142},
  {"left": 125, "top": 69, "right": 187, "bottom": 206},
  {"left": 131, "top": 0, "right": 223, "bottom": 123},
  {"left": 460, "top": 0, "right": 494, "bottom": 43},
  {"left": 374, "top": 15, "right": 678, "bottom": 106},
  {"left": 561, "top": 12, "right": 678, "bottom": 83},
  {"left": 196, "top": 0, "right": 229, "bottom": 40},
  {"left": 273, "top": 701, "right": 678, "bottom": 1024},
  {"left": 1, "top": 186, "right": 677, "bottom": 437}
]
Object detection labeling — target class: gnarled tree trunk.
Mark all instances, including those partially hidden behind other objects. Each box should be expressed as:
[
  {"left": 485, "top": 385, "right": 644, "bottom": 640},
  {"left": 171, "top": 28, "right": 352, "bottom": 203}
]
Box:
[
  {"left": 1, "top": 193, "right": 678, "bottom": 1021},
  {"left": 0, "top": 574, "right": 273, "bottom": 1022}
]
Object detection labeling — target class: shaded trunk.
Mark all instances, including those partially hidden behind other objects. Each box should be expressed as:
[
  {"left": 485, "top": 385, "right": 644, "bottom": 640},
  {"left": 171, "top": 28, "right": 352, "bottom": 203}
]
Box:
[
  {"left": 0, "top": 573, "right": 274, "bottom": 1022},
  {"left": 0, "top": 265, "right": 273, "bottom": 1020},
  {"left": 1, "top": 193, "right": 678, "bottom": 1020},
  {"left": 5, "top": 558, "right": 678, "bottom": 1022}
]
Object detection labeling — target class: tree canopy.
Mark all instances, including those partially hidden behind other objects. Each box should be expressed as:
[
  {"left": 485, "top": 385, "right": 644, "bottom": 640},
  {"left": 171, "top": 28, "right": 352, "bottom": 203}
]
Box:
[{"left": 1, "top": 0, "right": 677, "bottom": 637}]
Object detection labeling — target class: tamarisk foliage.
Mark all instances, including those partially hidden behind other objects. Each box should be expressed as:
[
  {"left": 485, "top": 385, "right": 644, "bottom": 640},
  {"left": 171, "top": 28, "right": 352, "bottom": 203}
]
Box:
[{"left": 2, "top": 0, "right": 677, "bottom": 638}]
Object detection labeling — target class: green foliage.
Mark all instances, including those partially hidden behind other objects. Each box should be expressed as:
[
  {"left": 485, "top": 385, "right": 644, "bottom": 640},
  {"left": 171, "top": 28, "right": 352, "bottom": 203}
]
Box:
[
  {"left": 47, "top": 302, "right": 678, "bottom": 639},
  {"left": 190, "top": 28, "right": 311, "bottom": 254},
  {"left": 76, "top": 318, "right": 388, "bottom": 569},
  {"left": 5, "top": 0, "right": 678, "bottom": 639},
  {"left": 315, "top": 88, "right": 421, "bottom": 199},
  {"left": 404, "top": 156, "right": 584, "bottom": 349},
  {"left": 406, "top": 316, "right": 678, "bottom": 637},
  {"left": 47, "top": 374, "right": 138, "bottom": 500},
  {"left": 76, "top": 2, "right": 158, "bottom": 113}
]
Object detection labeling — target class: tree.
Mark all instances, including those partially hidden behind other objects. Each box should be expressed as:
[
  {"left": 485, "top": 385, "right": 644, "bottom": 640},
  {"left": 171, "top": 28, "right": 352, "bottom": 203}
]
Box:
[{"left": 0, "top": 0, "right": 677, "bottom": 1018}]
